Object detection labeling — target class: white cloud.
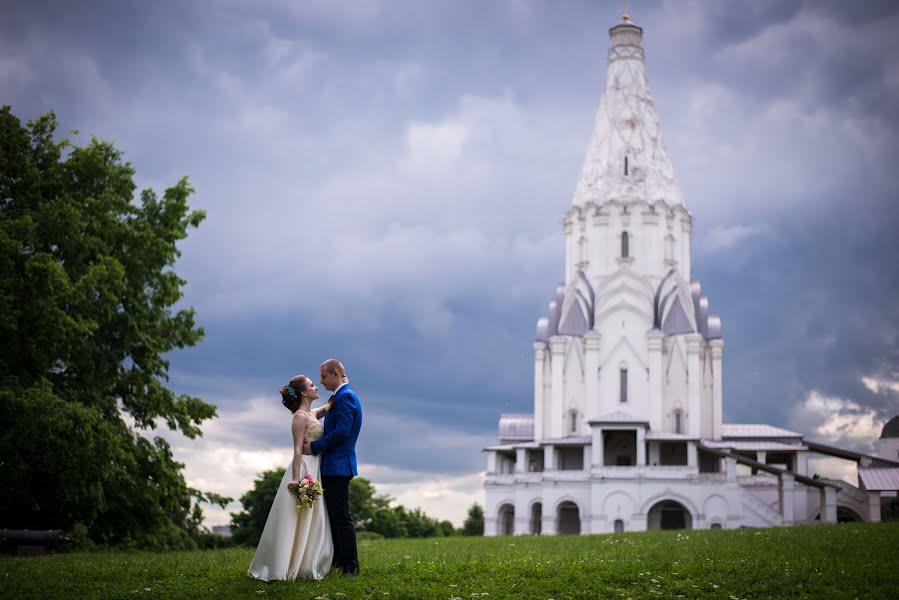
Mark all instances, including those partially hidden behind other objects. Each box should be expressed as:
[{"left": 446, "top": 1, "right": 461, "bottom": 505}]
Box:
[
  {"left": 807, "top": 456, "right": 858, "bottom": 486},
  {"left": 791, "top": 389, "right": 886, "bottom": 452},
  {"left": 701, "top": 223, "right": 768, "bottom": 252},
  {"left": 370, "top": 467, "right": 485, "bottom": 527},
  {"left": 862, "top": 375, "right": 899, "bottom": 396},
  {"left": 126, "top": 391, "right": 492, "bottom": 527}
]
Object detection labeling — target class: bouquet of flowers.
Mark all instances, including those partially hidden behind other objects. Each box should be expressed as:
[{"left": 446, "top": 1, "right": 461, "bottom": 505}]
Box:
[{"left": 288, "top": 473, "right": 324, "bottom": 510}]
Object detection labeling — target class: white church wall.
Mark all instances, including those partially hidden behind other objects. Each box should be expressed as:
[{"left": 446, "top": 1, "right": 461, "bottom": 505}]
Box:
[{"left": 663, "top": 337, "right": 689, "bottom": 433}]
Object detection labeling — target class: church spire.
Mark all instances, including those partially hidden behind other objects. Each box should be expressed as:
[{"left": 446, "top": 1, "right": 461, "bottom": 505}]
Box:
[{"left": 571, "top": 17, "right": 684, "bottom": 208}]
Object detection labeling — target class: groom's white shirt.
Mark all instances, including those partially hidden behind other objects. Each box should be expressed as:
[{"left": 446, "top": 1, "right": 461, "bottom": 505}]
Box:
[{"left": 332, "top": 382, "right": 347, "bottom": 396}]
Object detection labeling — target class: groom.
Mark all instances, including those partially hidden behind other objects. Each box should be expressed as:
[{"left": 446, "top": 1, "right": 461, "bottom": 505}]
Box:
[{"left": 304, "top": 358, "right": 362, "bottom": 576}]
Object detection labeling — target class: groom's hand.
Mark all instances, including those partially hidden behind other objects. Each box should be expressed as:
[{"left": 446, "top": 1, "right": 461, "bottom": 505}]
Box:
[{"left": 302, "top": 439, "right": 312, "bottom": 455}]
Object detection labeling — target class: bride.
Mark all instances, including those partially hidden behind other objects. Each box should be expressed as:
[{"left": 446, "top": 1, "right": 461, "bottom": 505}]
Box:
[{"left": 248, "top": 374, "right": 335, "bottom": 581}]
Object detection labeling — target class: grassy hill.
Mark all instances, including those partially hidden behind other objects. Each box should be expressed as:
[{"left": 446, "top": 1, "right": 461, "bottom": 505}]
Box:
[{"left": 3, "top": 523, "right": 898, "bottom": 599}]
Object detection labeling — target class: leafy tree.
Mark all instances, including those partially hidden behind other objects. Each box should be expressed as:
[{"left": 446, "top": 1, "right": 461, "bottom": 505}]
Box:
[
  {"left": 230, "top": 468, "right": 285, "bottom": 547},
  {"left": 349, "top": 476, "right": 391, "bottom": 529},
  {"left": 437, "top": 520, "right": 457, "bottom": 537},
  {"left": 232, "top": 470, "right": 456, "bottom": 543},
  {"left": 0, "top": 106, "right": 227, "bottom": 548},
  {"left": 462, "top": 503, "right": 484, "bottom": 536}
]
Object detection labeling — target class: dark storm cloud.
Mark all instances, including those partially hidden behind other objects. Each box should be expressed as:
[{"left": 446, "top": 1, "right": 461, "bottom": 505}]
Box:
[{"left": 2, "top": 0, "right": 897, "bottom": 484}]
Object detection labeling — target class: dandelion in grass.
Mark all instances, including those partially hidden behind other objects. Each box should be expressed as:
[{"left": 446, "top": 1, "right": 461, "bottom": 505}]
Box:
[{"left": 287, "top": 473, "right": 323, "bottom": 510}]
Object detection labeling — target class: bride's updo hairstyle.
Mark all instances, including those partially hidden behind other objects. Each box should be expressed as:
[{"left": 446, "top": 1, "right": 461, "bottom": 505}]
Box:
[{"left": 280, "top": 375, "right": 308, "bottom": 413}]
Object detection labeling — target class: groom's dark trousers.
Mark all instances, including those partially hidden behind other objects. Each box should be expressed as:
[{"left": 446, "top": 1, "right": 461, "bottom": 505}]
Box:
[
  {"left": 322, "top": 476, "right": 359, "bottom": 575},
  {"left": 310, "top": 384, "right": 363, "bottom": 576}
]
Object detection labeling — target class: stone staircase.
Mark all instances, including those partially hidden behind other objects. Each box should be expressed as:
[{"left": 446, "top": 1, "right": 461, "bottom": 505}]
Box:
[{"left": 741, "top": 491, "right": 783, "bottom": 526}]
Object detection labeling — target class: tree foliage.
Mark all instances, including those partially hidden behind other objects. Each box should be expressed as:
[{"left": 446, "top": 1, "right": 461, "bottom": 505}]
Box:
[
  {"left": 229, "top": 468, "right": 285, "bottom": 547},
  {"left": 0, "top": 106, "right": 226, "bottom": 548},
  {"left": 230, "top": 471, "right": 457, "bottom": 545},
  {"left": 462, "top": 503, "right": 484, "bottom": 536}
]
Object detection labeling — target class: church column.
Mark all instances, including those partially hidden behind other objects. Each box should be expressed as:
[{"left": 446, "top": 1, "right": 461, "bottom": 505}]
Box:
[
  {"left": 686, "top": 333, "right": 703, "bottom": 437},
  {"left": 636, "top": 427, "right": 646, "bottom": 466},
  {"left": 778, "top": 473, "right": 795, "bottom": 525},
  {"left": 795, "top": 450, "right": 808, "bottom": 476},
  {"left": 484, "top": 515, "right": 497, "bottom": 536},
  {"left": 591, "top": 427, "right": 603, "bottom": 467},
  {"left": 582, "top": 444, "right": 591, "bottom": 472},
  {"left": 515, "top": 448, "right": 526, "bottom": 475},
  {"left": 514, "top": 495, "right": 529, "bottom": 535},
  {"left": 534, "top": 342, "right": 548, "bottom": 441},
  {"left": 867, "top": 490, "right": 881, "bottom": 523},
  {"left": 709, "top": 339, "right": 723, "bottom": 439},
  {"left": 822, "top": 487, "right": 837, "bottom": 523},
  {"left": 725, "top": 456, "right": 737, "bottom": 482},
  {"left": 486, "top": 451, "right": 497, "bottom": 475},
  {"left": 687, "top": 442, "right": 697, "bottom": 468},
  {"left": 647, "top": 330, "right": 664, "bottom": 431},
  {"left": 584, "top": 332, "right": 601, "bottom": 419},
  {"left": 550, "top": 336, "right": 567, "bottom": 439},
  {"left": 544, "top": 444, "right": 556, "bottom": 472}
]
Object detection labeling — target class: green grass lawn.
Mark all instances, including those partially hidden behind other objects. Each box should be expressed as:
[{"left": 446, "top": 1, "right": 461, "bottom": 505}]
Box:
[{"left": 2, "top": 523, "right": 898, "bottom": 599}]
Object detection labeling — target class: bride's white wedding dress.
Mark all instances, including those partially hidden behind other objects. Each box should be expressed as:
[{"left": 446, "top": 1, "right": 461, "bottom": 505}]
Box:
[{"left": 248, "top": 414, "right": 333, "bottom": 581}]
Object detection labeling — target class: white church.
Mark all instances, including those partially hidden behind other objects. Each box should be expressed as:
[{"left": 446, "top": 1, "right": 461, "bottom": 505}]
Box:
[{"left": 483, "top": 15, "right": 899, "bottom": 535}]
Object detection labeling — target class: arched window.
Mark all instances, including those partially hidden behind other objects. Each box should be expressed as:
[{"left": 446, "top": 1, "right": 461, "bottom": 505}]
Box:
[
  {"left": 710, "top": 523, "right": 722, "bottom": 530},
  {"left": 619, "top": 368, "right": 628, "bottom": 403},
  {"left": 569, "top": 410, "right": 578, "bottom": 433},
  {"left": 674, "top": 410, "right": 682, "bottom": 434},
  {"left": 614, "top": 519, "right": 624, "bottom": 533},
  {"left": 621, "top": 231, "right": 629, "bottom": 258}
]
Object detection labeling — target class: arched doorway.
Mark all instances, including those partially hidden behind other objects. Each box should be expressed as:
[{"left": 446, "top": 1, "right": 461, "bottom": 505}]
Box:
[
  {"left": 647, "top": 499, "right": 692, "bottom": 530},
  {"left": 530, "top": 502, "right": 542, "bottom": 534},
  {"left": 558, "top": 501, "right": 580, "bottom": 535},
  {"left": 613, "top": 519, "right": 624, "bottom": 533},
  {"left": 497, "top": 503, "right": 515, "bottom": 535}
]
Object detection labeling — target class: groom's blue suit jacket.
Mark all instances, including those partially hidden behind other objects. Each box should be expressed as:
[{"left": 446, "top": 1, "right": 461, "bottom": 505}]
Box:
[{"left": 310, "top": 384, "right": 362, "bottom": 477}]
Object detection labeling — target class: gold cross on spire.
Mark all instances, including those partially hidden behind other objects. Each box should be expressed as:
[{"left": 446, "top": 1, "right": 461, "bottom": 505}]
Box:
[{"left": 622, "top": 0, "right": 630, "bottom": 22}]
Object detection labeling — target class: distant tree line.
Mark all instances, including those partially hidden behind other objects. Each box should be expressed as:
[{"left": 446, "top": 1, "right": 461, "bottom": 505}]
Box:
[{"left": 229, "top": 469, "right": 485, "bottom": 545}]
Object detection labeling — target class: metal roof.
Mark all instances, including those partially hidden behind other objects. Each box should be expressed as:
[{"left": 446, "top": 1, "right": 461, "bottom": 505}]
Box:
[
  {"left": 858, "top": 467, "right": 899, "bottom": 491},
  {"left": 722, "top": 424, "right": 803, "bottom": 439},
  {"left": 541, "top": 435, "right": 592, "bottom": 446},
  {"left": 588, "top": 411, "right": 649, "bottom": 425},
  {"left": 645, "top": 431, "right": 697, "bottom": 441}
]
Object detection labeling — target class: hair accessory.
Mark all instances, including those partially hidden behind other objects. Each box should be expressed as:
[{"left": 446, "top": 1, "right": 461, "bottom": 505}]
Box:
[{"left": 286, "top": 385, "right": 298, "bottom": 399}]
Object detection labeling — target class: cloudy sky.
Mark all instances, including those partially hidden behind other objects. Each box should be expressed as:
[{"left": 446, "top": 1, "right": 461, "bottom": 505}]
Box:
[{"left": 3, "top": 0, "right": 898, "bottom": 526}]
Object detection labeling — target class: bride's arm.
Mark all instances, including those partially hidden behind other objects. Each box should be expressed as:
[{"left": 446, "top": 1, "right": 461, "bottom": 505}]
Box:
[{"left": 289, "top": 412, "right": 308, "bottom": 486}]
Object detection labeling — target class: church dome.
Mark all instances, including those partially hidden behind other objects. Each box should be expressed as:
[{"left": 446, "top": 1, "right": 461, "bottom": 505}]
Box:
[
  {"left": 881, "top": 415, "right": 899, "bottom": 439},
  {"left": 498, "top": 413, "right": 534, "bottom": 443}
]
